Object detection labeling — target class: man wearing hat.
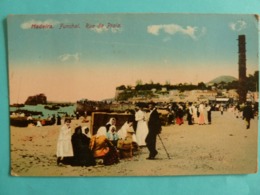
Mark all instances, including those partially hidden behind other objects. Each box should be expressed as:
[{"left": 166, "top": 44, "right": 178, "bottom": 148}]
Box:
[{"left": 146, "top": 102, "right": 162, "bottom": 160}]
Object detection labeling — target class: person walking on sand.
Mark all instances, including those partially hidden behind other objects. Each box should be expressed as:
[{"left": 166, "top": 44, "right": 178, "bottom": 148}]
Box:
[
  {"left": 243, "top": 102, "right": 254, "bottom": 129},
  {"left": 176, "top": 105, "right": 184, "bottom": 125},
  {"left": 56, "top": 118, "right": 74, "bottom": 166},
  {"left": 146, "top": 102, "right": 162, "bottom": 160},
  {"left": 220, "top": 105, "right": 224, "bottom": 115},
  {"left": 187, "top": 102, "right": 193, "bottom": 125},
  {"left": 192, "top": 103, "right": 199, "bottom": 124},
  {"left": 198, "top": 102, "right": 206, "bottom": 125},
  {"left": 56, "top": 114, "right": 61, "bottom": 125},
  {"left": 206, "top": 103, "right": 212, "bottom": 124}
]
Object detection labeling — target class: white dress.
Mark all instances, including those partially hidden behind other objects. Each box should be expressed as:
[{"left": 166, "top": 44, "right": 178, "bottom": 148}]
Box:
[
  {"left": 56, "top": 124, "right": 74, "bottom": 157},
  {"left": 135, "top": 110, "right": 148, "bottom": 146},
  {"left": 192, "top": 105, "right": 198, "bottom": 124}
]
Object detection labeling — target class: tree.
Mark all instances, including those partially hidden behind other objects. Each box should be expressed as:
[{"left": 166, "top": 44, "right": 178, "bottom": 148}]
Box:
[
  {"left": 126, "top": 85, "right": 132, "bottom": 90},
  {"left": 135, "top": 79, "right": 143, "bottom": 86},
  {"left": 219, "top": 81, "right": 226, "bottom": 89},
  {"left": 246, "top": 72, "right": 258, "bottom": 92},
  {"left": 226, "top": 80, "right": 238, "bottom": 90},
  {"left": 116, "top": 85, "right": 126, "bottom": 90},
  {"left": 165, "top": 80, "right": 171, "bottom": 85},
  {"left": 197, "top": 82, "right": 206, "bottom": 90},
  {"left": 254, "top": 71, "right": 259, "bottom": 92}
]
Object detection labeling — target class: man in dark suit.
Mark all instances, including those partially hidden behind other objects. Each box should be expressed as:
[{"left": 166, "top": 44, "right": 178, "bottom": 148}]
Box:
[
  {"left": 243, "top": 102, "right": 254, "bottom": 129},
  {"left": 145, "top": 102, "right": 162, "bottom": 160}
]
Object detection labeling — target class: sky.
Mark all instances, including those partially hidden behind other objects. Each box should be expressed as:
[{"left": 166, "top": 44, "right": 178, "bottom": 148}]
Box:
[{"left": 7, "top": 14, "right": 259, "bottom": 104}]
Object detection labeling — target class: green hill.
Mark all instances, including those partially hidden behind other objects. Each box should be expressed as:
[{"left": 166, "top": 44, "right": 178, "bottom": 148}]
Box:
[{"left": 208, "top": 75, "right": 238, "bottom": 84}]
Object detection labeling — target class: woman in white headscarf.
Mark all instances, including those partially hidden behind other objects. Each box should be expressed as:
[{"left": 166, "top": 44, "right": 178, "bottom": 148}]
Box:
[
  {"left": 90, "top": 126, "right": 109, "bottom": 158},
  {"left": 105, "top": 117, "right": 116, "bottom": 132},
  {"left": 90, "top": 126, "right": 119, "bottom": 165},
  {"left": 117, "top": 121, "right": 137, "bottom": 143},
  {"left": 106, "top": 125, "right": 119, "bottom": 147}
]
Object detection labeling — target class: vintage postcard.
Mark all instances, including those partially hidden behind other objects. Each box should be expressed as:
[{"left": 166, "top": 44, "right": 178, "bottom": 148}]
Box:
[{"left": 8, "top": 13, "right": 258, "bottom": 176}]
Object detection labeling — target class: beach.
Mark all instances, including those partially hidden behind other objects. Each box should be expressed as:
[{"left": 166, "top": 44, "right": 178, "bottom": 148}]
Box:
[{"left": 10, "top": 111, "right": 258, "bottom": 177}]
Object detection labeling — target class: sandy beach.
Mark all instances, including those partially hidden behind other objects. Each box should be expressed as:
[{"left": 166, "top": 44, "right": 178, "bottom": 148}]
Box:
[{"left": 10, "top": 111, "right": 258, "bottom": 177}]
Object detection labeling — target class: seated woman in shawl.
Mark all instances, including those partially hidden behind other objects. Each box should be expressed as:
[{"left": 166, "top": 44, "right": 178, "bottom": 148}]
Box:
[
  {"left": 117, "top": 120, "right": 137, "bottom": 143},
  {"left": 71, "top": 126, "right": 96, "bottom": 167},
  {"left": 117, "top": 128, "right": 137, "bottom": 159},
  {"left": 90, "top": 126, "right": 119, "bottom": 166},
  {"left": 105, "top": 117, "right": 116, "bottom": 132},
  {"left": 106, "top": 125, "right": 119, "bottom": 147},
  {"left": 90, "top": 127, "right": 109, "bottom": 158}
]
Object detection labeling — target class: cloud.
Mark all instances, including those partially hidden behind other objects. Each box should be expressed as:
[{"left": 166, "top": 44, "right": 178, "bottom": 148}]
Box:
[
  {"left": 21, "top": 19, "right": 60, "bottom": 29},
  {"left": 147, "top": 24, "right": 206, "bottom": 40},
  {"left": 229, "top": 20, "right": 247, "bottom": 31},
  {"left": 58, "top": 53, "right": 80, "bottom": 62}
]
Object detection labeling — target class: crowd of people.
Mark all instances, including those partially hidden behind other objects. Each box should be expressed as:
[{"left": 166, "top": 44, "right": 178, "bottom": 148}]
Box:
[
  {"left": 55, "top": 101, "right": 257, "bottom": 167},
  {"left": 56, "top": 102, "right": 162, "bottom": 167},
  {"left": 164, "top": 101, "right": 257, "bottom": 129},
  {"left": 165, "top": 102, "right": 214, "bottom": 126}
]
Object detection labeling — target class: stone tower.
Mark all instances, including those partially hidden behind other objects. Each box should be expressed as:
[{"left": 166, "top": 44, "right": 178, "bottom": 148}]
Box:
[{"left": 237, "top": 35, "right": 247, "bottom": 103}]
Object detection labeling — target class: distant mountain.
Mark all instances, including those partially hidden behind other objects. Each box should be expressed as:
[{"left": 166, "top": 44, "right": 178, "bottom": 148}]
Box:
[{"left": 207, "top": 75, "right": 238, "bottom": 84}]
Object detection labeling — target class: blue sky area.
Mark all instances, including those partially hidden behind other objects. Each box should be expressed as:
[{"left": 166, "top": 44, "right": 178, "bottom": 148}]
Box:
[{"left": 8, "top": 14, "right": 259, "bottom": 103}]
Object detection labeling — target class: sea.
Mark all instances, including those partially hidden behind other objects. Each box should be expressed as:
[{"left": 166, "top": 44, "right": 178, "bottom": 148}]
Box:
[{"left": 9, "top": 104, "right": 76, "bottom": 119}]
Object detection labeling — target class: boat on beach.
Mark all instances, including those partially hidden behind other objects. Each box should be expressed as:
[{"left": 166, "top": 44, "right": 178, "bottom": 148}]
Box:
[{"left": 10, "top": 116, "right": 56, "bottom": 127}]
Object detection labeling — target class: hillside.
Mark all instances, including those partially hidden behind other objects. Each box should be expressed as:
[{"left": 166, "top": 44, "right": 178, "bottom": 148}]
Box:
[{"left": 207, "top": 75, "right": 238, "bottom": 84}]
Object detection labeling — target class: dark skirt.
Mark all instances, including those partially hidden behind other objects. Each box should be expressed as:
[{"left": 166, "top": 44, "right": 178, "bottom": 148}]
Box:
[{"left": 103, "top": 141, "right": 119, "bottom": 166}]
